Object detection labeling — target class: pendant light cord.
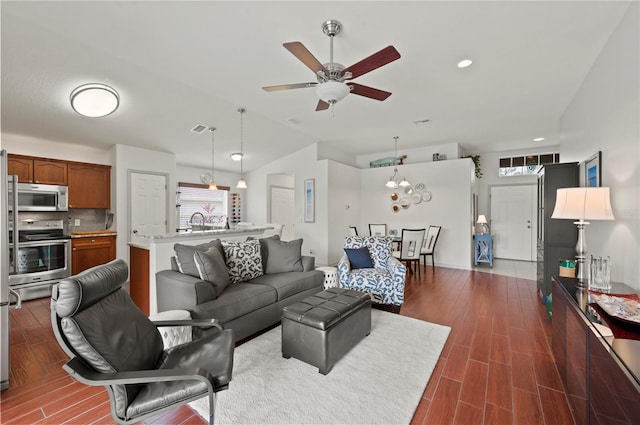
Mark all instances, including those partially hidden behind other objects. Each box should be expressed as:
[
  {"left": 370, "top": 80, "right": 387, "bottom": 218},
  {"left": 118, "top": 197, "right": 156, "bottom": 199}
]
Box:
[{"left": 239, "top": 108, "right": 244, "bottom": 178}]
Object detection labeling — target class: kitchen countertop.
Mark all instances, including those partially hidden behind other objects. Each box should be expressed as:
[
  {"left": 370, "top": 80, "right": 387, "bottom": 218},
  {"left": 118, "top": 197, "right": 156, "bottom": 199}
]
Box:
[{"left": 68, "top": 230, "right": 117, "bottom": 238}]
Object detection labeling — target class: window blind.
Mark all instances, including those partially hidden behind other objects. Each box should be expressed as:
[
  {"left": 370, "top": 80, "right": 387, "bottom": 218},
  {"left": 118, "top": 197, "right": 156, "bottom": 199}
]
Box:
[{"left": 177, "top": 183, "right": 228, "bottom": 228}]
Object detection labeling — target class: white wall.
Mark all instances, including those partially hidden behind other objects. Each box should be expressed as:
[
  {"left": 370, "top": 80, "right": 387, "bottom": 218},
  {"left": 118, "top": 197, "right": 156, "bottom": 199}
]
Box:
[
  {"left": 560, "top": 3, "right": 639, "bottom": 289},
  {"left": 327, "top": 161, "right": 362, "bottom": 264},
  {"left": 1, "top": 133, "right": 111, "bottom": 165},
  {"left": 356, "top": 142, "right": 461, "bottom": 169},
  {"left": 113, "top": 144, "right": 177, "bottom": 262},
  {"left": 360, "top": 158, "right": 474, "bottom": 269},
  {"left": 244, "top": 144, "right": 330, "bottom": 265}
]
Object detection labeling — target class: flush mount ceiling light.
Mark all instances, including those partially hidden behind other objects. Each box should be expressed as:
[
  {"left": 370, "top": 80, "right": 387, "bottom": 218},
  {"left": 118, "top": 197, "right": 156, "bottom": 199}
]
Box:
[
  {"left": 230, "top": 153, "right": 243, "bottom": 161},
  {"left": 457, "top": 59, "right": 473, "bottom": 68},
  {"left": 70, "top": 83, "right": 119, "bottom": 117},
  {"left": 534, "top": 137, "right": 545, "bottom": 142}
]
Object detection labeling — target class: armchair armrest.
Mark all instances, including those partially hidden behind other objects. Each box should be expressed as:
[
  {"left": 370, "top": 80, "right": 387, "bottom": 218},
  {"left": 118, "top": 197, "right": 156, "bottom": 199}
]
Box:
[
  {"left": 156, "top": 270, "right": 217, "bottom": 311},
  {"left": 337, "top": 254, "right": 351, "bottom": 285},
  {"left": 63, "top": 357, "right": 216, "bottom": 392},
  {"left": 151, "top": 318, "right": 224, "bottom": 332}
]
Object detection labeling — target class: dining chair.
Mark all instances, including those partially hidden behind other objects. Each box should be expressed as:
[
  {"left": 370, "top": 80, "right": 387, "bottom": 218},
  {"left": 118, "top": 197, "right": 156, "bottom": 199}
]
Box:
[
  {"left": 392, "top": 228, "right": 426, "bottom": 277},
  {"left": 369, "top": 224, "right": 387, "bottom": 237},
  {"left": 421, "top": 225, "right": 442, "bottom": 269},
  {"left": 348, "top": 226, "right": 359, "bottom": 236}
]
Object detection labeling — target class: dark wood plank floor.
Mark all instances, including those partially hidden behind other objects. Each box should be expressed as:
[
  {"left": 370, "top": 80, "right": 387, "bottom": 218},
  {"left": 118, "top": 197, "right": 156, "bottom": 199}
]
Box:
[{"left": 0, "top": 265, "right": 574, "bottom": 424}]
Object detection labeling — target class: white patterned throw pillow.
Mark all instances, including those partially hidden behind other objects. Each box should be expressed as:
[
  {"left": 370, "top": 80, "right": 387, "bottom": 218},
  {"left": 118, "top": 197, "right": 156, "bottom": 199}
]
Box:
[{"left": 221, "top": 239, "right": 264, "bottom": 284}]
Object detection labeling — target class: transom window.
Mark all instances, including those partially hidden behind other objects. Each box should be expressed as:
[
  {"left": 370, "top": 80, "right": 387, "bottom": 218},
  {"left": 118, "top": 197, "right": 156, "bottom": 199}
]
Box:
[{"left": 499, "top": 153, "right": 560, "bottom": 176}]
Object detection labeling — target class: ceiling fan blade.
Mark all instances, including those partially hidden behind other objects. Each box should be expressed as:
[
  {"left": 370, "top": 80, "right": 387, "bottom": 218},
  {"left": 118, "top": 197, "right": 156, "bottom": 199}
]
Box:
[
  {"left": 341, "top": 46, "right": 401, "bottom": 80},
  {"left": 262, "top": 82, "right": 317, "bottom": 92},
  {"left": 316, "top": 100, "right": 330, "bottom": 111},
  {"left": 348, "top": 83, "right": 392, "bottom": 101},
  {"left": 283, "top": 42, "right": 328, "bottom": 75}
]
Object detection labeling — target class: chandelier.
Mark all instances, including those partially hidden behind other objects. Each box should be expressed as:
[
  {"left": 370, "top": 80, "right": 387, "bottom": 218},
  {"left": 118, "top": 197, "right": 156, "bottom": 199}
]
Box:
[{"left": 385, "top": 136, "right": 410, "bottom": 189}]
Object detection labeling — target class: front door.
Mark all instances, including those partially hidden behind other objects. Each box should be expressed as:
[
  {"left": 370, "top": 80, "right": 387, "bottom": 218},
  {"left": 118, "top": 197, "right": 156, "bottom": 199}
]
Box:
[
  {"left": 130, "top": 172, "right": 167, "bottom": 240},
  {"left": 490, "top": 185, "right": 536, "bottom": 261}
]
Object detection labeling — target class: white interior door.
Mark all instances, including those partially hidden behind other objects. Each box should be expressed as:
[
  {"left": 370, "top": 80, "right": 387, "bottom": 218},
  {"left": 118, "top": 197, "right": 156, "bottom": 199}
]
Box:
[
  {"left": 270, "top": 185, "right": 295, "bottom": 240},
  {"left": 490, "top": 185, "right": 536, "bottom": 261},
  {"left": 130, "top": 172, "right": 167, "bottom": 239}
]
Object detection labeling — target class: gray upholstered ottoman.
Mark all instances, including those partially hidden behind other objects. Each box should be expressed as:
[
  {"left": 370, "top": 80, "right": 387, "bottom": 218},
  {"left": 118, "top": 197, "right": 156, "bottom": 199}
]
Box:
[{"left": 281, "top": 287, "right": 371, "bottom": 374}]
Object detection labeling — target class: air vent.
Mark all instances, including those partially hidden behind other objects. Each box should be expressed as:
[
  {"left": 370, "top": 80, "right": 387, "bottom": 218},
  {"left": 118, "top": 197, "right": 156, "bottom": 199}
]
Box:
[{"left": 190, "top": 124, "right": 208, "bottom": 134}]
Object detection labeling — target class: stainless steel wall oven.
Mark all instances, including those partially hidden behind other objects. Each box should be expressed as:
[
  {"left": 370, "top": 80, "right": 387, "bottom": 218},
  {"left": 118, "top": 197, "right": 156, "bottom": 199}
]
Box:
[
  {"left": 8, "top": 219, "right": 71, "bottom": 301},
  {"left": 7, "top": 175, "right": 71, "bottom": 301}
]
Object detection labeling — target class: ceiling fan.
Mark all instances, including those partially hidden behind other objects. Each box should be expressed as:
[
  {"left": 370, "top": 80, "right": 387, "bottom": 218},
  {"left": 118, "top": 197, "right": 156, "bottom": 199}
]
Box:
[{"left": 262, "top": 20, "right": 401, "bottom": 111}]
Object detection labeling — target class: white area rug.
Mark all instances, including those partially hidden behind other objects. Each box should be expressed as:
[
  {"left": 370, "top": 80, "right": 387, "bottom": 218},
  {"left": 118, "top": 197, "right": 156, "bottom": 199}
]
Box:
[{"left": 190, "top": 309, "right": 450, "bottom": 424}]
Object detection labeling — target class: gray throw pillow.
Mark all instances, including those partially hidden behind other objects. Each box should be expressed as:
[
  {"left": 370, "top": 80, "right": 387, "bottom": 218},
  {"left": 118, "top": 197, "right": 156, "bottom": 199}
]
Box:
[
  {"left": 173, "top": 239, "right": 224, "bottom": 277},
  {"left": 262, "top": 238, "right": 303, "bottom": 274},
  {"left": 193, "top": 247, "right": 230, "bottom": 297}
]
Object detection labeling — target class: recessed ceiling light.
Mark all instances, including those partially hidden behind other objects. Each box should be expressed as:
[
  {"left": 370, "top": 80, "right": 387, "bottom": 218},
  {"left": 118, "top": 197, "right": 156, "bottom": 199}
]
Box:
[
  {"left": 230, "top": 153, "right": 243, "bottom": 161},
  {"left": 70, "top": 83, "right": 119, "bottom": 117},
  {"left": 457, "top": 59, "right": 473, "bottom": 68},
  {"left": 534, "top": 137, "right": 545, "bottom": 142}
]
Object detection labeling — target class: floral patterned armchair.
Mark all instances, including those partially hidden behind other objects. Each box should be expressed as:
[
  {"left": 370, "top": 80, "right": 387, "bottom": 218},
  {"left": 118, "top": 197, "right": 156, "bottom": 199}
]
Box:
[{"left": 337, "top": 236, "right": 406, "bottom": 309}]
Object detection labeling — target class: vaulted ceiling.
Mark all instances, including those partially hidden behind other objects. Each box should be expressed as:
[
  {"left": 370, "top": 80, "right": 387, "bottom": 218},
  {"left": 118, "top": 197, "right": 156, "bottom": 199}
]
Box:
[{"left": 1, "top": 1, "right": 631, "bottom": 172}]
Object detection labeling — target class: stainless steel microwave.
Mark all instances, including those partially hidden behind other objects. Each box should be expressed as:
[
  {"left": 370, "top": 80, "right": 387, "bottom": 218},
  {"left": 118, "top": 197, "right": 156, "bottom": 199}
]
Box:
[{"left": 7, "top": 177, "right": 69, "bottom": 211}]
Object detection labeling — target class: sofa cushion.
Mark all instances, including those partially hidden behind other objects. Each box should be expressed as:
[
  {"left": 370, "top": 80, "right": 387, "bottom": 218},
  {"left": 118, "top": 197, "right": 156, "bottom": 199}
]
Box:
[
  {"left": 192, "top": 282, "right": 277, "bottom": 323},
  {"left": 344, "top": 247, "right": 375, "bottom": 269},
  {"left": 174, "top": 240, "right": 224, "bottom": 277},
  {"left": 193, "top": 247, "right": 230, "bottom": 297},
  {"left": 221, "top": 240, "right": 264, "bottom": 284},
  {"left": 261, "top": 238, "right": 303, "bottom": 274},
  {"left": 249, "top": 270, "right": 324, "bottom": 301}
]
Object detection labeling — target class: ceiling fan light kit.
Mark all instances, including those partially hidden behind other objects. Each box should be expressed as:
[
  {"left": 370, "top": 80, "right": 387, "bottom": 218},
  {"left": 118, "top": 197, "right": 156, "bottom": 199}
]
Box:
[
  {"left": 262, "top": 19, "right": 400, "bottom": 111},
  {"left": 316, "top": 81, "right": 350, "bottom": 104}
]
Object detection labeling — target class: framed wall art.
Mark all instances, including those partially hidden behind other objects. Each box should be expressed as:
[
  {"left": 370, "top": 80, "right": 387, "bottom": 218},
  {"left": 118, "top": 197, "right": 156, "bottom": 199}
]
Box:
[
  {"left": 584, "top": 151, "right": 601, "bottom": 187},
  {"left": 304, "top": 178, "right": 315, "bottom": 223}
]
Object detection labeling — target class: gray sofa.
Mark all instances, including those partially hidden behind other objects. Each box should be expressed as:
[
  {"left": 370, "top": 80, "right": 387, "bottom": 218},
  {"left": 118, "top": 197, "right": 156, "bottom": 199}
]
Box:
[{"left": 156, "top": 237, "right": 324, "bottom": 341}]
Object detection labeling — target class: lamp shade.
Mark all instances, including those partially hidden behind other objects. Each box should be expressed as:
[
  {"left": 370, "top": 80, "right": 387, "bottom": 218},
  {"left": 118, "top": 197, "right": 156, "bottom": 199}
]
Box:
[
  {"left": 315, "top": 81, "right": 350, "bottom": 104},
  {"left": 477, "top": 214, "right": 488, "bottom": 224},
  {"left": 551, "top": 187, "right": 615, "bottom": 221}
]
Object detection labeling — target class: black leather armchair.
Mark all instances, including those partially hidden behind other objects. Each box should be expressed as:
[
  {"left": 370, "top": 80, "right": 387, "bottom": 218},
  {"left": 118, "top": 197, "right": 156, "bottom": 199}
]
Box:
[{"left": 51, "top": 259, "right": 234, "bottom": 425}]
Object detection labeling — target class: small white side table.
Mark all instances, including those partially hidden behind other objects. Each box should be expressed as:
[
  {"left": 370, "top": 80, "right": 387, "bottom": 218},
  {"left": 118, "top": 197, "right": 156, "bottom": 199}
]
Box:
[
  {"left": 149, "top": 309, "right": 192, "bottom": 348},
  {"left": 316, "top": 266, "right": 338, "bottom": 289}
]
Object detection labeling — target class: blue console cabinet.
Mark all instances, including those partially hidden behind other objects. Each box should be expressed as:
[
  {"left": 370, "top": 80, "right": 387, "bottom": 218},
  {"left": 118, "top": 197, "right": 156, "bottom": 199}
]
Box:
[{"left": 474, "top": 234, "right": 493, "bottom": 267}]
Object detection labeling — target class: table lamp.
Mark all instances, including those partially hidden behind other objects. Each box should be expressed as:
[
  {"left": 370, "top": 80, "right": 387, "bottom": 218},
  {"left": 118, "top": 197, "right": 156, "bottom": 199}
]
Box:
[
  {"left": 476, "top": 215, "right": 489, "bottom": 235},
  {"left": 551, "top": 187, "right": 615, "bottom": 285}
]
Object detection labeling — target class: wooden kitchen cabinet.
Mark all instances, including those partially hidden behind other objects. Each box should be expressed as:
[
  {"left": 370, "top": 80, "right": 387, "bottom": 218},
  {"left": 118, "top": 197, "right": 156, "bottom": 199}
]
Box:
[
  {"left": 72, "top": 235, "right": 116, "bottom": 274},
  {"left": 8, "top": 154, "right": 68, "bottom": 185},
  {"left": 68, "top": 163, "right": 111, "bottom": 209}
]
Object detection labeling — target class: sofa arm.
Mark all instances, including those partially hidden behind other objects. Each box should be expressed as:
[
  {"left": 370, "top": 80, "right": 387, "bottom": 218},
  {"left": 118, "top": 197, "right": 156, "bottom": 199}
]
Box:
[
  {"left": 156, "top": 270, "right": 217, "bottom": 312},
  {"left": 301, "top": 255, "right": 315, "bottom": 272},
  {"left": 337, "top": 254, "right": 351, "bottom": 286}
]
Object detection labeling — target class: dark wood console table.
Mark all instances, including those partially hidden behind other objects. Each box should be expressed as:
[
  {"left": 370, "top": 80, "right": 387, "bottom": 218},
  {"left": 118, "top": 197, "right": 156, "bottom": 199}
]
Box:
[{"left": 552, "top": 276, "right": 640, "bottom": 424}]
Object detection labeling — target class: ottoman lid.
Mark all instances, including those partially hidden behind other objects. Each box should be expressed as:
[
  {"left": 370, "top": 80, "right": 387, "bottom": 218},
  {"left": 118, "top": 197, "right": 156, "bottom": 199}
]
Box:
[{"left": 282, "top": 288, "right": 370, "bottom": 331}]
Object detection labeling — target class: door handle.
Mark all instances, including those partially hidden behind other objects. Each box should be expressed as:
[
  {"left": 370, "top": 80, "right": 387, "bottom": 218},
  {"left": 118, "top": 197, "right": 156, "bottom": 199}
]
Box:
[{"left": 132, "top": 230, "right": 138, "bottom": 234}]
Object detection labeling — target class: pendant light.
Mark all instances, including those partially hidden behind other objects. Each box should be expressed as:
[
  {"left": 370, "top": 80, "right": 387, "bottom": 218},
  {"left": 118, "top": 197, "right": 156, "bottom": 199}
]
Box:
[
  {"left": 236, "top": 108, "right": 248, "bottom": 189},
  {"left": 385, "top": 136, "right": 400, "bottom": 189},
  {"left": 208, "top": 127, "right": 218, "bottom": 190}
]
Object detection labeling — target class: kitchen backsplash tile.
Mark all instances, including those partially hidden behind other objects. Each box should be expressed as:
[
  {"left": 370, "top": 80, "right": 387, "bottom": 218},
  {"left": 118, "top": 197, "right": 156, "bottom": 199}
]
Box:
[{"left": 15, "top": 209, "right": 108, "bottom": 234}]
